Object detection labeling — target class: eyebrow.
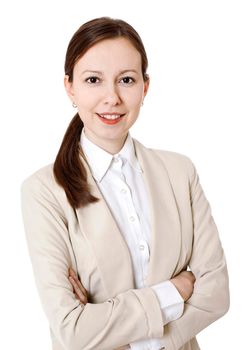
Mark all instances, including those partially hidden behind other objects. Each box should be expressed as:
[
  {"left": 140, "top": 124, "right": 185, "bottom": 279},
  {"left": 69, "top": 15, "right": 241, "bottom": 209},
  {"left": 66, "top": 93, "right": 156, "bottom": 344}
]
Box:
[{"left": 81, "top": 69, "right": 139, "bottom": 75}]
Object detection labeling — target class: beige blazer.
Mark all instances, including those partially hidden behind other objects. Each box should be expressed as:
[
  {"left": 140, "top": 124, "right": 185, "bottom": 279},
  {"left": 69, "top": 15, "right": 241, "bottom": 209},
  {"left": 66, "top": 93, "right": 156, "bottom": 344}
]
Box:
[{"left": 21, "top": 139, "right": 229, "bottom": 350}]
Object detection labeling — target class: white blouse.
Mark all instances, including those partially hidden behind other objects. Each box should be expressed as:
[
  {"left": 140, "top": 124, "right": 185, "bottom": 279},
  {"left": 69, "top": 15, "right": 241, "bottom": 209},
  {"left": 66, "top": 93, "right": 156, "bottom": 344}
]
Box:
[{"left": 80, "top": 130, "right": 183, "bottom": 350}]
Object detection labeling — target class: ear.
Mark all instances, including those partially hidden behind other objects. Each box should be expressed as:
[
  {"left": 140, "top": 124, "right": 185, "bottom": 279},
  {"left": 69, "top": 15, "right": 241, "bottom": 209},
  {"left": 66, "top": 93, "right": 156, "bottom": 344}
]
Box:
[
  {"left": 143, "top": 75, "right": 150, "bottom": 97},
  {"left": 64, "top": 75, "right": 75, "bottom": 102}
]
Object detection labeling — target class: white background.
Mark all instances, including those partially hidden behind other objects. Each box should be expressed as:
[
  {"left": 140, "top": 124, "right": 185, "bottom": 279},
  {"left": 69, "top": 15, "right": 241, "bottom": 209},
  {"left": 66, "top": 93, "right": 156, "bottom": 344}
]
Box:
[{"left": 0, "top": 0, "right": 244, "bottom": 349}]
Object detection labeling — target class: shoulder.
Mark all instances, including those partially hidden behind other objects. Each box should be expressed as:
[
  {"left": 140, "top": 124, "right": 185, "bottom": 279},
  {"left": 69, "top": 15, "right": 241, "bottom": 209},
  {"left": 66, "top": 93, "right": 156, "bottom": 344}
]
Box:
[
  {"left": 21, "top": 164, "right": 66, "bottom": 207},
  {"left": 21, "top": 163, "right": 56, "bottom": 191},
  {"left": 133, "top": 138, "right": 196, "bottom": 181}
]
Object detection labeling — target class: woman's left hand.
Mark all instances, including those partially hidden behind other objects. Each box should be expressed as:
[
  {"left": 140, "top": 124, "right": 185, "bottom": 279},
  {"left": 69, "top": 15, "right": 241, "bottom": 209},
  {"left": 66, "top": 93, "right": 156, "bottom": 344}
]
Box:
[
  {"left": 68, "top": 267, "right": 88, "bottom": 304},
  {"left": 68, "top": 268, "right": 129, "bottom": 349}
]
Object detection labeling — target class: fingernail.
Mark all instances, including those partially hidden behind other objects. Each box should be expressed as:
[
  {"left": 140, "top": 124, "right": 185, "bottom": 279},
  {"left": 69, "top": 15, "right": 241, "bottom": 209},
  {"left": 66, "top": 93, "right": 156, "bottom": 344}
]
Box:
[{"left": 69, "top": 268, "right": 75, "bottom": 276}]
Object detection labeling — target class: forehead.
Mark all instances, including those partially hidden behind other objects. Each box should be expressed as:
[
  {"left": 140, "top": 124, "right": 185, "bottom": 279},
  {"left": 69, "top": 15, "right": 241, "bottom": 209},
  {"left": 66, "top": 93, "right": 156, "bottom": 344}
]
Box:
[{"left": 74, "top": 37, "right": 142, "bottom": 73}]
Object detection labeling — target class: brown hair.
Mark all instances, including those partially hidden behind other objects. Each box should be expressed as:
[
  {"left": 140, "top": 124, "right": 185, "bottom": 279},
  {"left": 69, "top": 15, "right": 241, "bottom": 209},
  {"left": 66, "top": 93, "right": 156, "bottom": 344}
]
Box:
[{"left": 53, "top": 16, "right": 149, "bottom": 209}]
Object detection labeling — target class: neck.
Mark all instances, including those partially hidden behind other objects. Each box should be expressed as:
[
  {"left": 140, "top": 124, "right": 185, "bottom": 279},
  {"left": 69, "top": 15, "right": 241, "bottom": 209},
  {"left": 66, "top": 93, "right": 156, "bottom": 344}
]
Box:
[{"left": 84, "top": 129, "right": 128, "bottom": 155}]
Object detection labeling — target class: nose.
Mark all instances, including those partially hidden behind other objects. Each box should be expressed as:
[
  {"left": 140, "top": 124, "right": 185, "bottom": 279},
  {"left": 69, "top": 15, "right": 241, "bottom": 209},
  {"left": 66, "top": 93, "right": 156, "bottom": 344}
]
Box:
[{"left": 103, "top": 84, "right": 121, "bottom": 105}]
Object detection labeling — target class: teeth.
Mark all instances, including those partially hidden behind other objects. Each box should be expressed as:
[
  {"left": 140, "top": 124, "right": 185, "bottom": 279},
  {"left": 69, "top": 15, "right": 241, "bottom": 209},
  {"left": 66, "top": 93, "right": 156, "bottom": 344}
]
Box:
[{"left": 100, "top": 114, "right": 122, "bottom": 120}]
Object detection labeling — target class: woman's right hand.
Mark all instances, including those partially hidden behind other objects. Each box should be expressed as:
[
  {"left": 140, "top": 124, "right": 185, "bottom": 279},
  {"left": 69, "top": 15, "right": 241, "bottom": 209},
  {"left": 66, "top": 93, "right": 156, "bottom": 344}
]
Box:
[{"left": 170, "top": 270, "right": 196, "bottom": 302}]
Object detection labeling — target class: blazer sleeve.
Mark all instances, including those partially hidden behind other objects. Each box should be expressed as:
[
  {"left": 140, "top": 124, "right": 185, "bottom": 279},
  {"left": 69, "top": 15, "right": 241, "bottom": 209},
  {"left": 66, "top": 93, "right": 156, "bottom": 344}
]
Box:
[
  {"left": 20, "top": 174, "right": 163, "bottom": 350},
  {"left": 161, "top": 160, "right": 230, "bottom": 349}
]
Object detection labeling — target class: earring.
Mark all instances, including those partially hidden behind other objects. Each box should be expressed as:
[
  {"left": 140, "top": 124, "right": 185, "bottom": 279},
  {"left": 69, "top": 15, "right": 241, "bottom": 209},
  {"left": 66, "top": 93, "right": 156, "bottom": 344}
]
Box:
[
  {"left": 72, "top": 102, "right": 77, "bottom": 108},
  {"left": 141, "top": 100, "right": 144, "bottom": 106}
]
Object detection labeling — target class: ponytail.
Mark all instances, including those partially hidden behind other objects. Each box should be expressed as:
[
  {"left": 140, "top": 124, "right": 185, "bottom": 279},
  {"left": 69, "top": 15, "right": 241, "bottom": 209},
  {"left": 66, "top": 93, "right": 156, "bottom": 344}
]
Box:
[
  {"left": 56, "top": 16, "right": 149, "bottom": 209},
  {"left": 53, "top": 114, "right": 99, "bottom": 209}
]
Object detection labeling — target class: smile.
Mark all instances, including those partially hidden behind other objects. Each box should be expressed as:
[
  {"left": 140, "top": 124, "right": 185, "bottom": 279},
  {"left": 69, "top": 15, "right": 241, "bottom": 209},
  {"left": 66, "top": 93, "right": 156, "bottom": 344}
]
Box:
[
  {"left": 96, "top": 113, "right": 125, "bottom": 125},
  {"left": 98, "top": 113, "right": 125, "bottom": 120}
]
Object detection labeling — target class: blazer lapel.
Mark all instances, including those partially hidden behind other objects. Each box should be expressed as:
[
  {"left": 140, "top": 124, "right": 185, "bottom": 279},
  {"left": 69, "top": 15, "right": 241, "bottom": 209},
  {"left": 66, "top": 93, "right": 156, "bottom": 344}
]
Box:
[
  {"left": 134, "top": 140, "right": 182, "bottom": 286},
  {"left": 75, "top": 140, "right": 181, "bottom": 297},
  {"left": 75, "top": 155, "right": 134, "bottom": 298}
]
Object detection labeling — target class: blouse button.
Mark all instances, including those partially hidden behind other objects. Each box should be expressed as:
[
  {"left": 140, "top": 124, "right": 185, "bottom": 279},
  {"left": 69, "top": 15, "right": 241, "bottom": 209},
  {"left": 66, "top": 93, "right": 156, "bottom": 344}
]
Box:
[{"left": 129, "top": 216, "right": 135, "bottom": 222}]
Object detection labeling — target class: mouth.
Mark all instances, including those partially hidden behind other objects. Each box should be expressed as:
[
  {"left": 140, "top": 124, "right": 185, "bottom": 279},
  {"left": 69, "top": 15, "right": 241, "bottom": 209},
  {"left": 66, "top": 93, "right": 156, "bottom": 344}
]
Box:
[{"left": 96, "top": 113, "right": 126, "bottom": 125}]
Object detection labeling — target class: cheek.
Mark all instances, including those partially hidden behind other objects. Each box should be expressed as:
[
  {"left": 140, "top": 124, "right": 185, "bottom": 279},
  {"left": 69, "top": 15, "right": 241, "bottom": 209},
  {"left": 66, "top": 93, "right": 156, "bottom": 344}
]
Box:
[
  {"left": 123, "top": 88, "right": 144, "bottom": 107},
  {"left": 76, "top": 90, "right": 99, "bottom": 109}
]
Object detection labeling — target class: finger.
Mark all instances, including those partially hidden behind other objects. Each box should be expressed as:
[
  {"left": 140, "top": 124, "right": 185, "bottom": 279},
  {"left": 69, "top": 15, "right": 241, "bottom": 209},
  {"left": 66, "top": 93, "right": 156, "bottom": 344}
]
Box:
[
  {"left": 70, "top": 280, "right": 87, "bottom": 304},
  {"left": 68, "top": 271, "right": 88, "bottom": 300},
  {"left": 69, "top": 276, "right": 86, "bottom": 298},
  {"left": 69, "top": 267, "right": 77, "bottom": 277},
  {"left": 68, "top": 268, "right": 88, "bottom": 301},
  {"left": 75, "top": 278, "right": 88, "bottom": 296},
  {"left": 72, "top": 290, "right": 85, "bottom": 302},
  {"left": 69, "top": 277, "right": 87, "bottom": 303},
  {"left": 68, "top": 269, "right": 88, "bottom": 295},
  {"left": 69, "top": 275, "right": 88, "bottom": 298}
]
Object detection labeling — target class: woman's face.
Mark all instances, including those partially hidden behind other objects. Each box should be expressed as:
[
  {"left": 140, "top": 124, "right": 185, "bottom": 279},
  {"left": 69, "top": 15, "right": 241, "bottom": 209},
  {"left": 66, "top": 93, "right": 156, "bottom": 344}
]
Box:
[{"left": 64, "top": 37, "right": 149, "bottom": 152}]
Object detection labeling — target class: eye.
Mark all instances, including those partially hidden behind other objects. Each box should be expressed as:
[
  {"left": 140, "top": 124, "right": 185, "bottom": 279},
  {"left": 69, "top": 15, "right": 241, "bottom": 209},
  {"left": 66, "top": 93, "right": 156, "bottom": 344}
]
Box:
[
  {"left": 85, "top": 76, "right": 100, "bottom": 84},
  {"left": 120, "top": 76, "right": 135, "bottom": 84}
]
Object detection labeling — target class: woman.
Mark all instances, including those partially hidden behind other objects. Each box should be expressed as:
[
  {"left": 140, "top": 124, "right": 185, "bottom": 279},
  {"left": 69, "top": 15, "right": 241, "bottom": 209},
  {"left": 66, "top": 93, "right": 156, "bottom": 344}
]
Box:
[{"left": 21, "top": 17, "right": 229, "bottom": 350}]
